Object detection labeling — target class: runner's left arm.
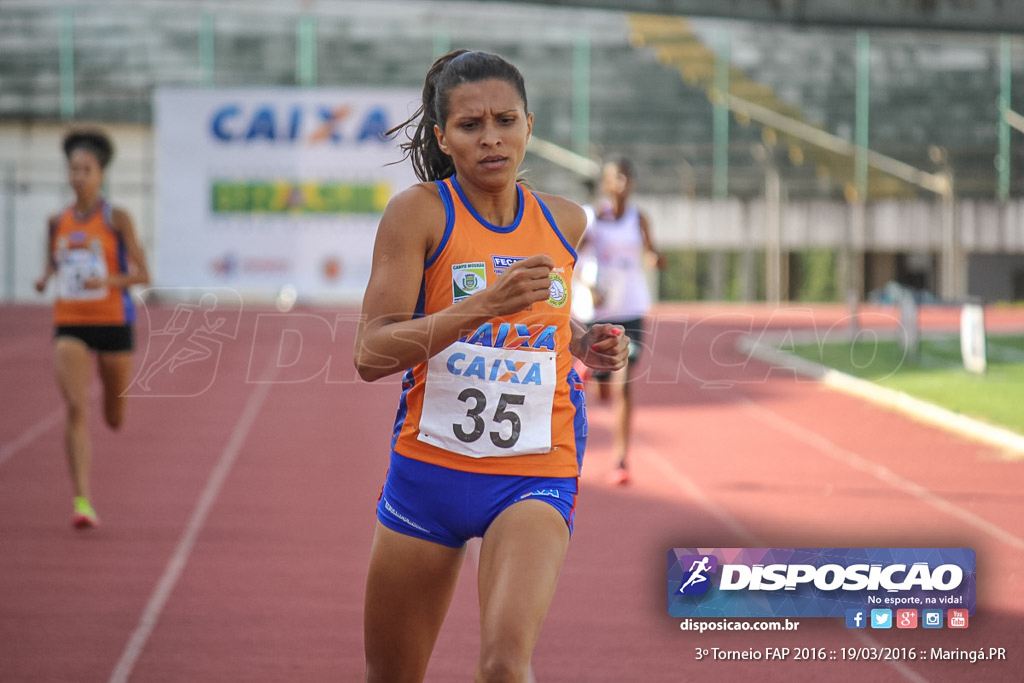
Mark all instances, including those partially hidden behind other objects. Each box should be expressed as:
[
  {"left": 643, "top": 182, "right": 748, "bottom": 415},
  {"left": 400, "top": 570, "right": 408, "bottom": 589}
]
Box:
[
  {"left": 85, "top": 208, "right": 150, "bottom": 290},
  {"left": 570, "top": 319, "right": 628, "bottom": 371}
]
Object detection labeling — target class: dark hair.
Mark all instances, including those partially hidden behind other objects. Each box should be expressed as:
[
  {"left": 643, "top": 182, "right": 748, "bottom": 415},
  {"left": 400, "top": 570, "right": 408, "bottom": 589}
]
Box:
[
  {"left": 63, "top": 129, "right": 114, "bottom": 169},
  {"left": 387, "top": 49, "right": 528, "bottom": 182},
  {"left": 611, "top": 157, "right": 635, "bottom": 182}
]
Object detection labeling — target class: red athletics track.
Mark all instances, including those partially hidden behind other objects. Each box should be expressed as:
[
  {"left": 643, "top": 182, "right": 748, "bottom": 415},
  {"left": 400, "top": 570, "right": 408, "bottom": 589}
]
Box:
[{"left": 1, "top": 300, "right": 1023, "bottom": 682}]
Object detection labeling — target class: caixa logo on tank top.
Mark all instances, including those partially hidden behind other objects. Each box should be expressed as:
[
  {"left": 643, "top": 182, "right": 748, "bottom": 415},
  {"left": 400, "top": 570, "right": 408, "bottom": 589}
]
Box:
[{"left": 451, "top": 259, "right": 570, "bottom": 308}]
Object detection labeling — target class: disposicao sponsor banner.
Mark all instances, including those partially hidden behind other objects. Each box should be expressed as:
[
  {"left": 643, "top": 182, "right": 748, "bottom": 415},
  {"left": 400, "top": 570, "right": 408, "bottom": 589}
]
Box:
[{"left": 668, "top": 548, "right": 975, "bottom": 618}]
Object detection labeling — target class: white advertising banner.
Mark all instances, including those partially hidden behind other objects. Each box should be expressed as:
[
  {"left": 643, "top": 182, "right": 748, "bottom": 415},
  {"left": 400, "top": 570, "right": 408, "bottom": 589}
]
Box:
[{"left": 154, "top": 88, "right": 419, "bottom": 302}]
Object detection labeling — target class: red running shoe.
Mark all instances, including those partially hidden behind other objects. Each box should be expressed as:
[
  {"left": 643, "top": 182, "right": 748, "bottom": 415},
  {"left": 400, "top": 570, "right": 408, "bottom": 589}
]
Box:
[{"left": 606, "top": 467, "right": 631, "bottom": 486}]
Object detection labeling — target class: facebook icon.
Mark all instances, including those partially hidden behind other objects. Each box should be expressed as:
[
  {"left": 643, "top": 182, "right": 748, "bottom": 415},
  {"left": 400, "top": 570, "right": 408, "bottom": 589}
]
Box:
[{"left": 845, "top": 609, "right": 867, "bottom": 629}]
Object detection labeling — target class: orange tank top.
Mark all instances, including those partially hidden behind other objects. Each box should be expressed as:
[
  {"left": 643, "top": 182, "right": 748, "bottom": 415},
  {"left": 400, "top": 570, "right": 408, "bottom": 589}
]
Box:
[
  {"left": 390, "top": 176, "right": 582, "bottom": 477},
  {"left": 51, "top": 201, "right": 135, "bottom": 326}
]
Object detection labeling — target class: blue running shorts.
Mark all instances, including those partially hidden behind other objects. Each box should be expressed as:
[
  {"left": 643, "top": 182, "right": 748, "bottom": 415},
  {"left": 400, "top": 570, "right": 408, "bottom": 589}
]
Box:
[{"left": 376, "top": 452, "right": 579, "bottom": 549}]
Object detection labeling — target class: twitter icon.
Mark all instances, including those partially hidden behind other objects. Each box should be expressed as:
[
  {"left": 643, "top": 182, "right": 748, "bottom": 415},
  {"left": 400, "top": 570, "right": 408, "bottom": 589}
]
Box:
[{"left": 870, "top": 609, "right": 893, "bottom": 629}]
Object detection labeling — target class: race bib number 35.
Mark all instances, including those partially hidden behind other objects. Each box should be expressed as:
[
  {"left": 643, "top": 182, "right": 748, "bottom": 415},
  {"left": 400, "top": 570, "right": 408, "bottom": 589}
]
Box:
[
  {"left": 418, "top": 342, "right": 557, "bottom": 458},
  {"left": 57, "top": 248, "right": 108, "bottom": 301}
]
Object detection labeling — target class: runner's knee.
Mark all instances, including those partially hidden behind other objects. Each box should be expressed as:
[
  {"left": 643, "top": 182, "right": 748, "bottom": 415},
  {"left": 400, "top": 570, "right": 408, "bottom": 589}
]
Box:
[
  {"left": 476, "top": 649, "right": 531, "bottom": 683},
  {"left": 65, "top": 398, "right": 88, "bottom": 426}
]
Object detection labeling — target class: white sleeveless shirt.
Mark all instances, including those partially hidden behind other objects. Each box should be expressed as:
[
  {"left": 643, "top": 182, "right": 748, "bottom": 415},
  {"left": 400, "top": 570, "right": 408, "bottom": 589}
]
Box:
[{"left": 584, "top": 203, "right": 651, "bottom": 321}]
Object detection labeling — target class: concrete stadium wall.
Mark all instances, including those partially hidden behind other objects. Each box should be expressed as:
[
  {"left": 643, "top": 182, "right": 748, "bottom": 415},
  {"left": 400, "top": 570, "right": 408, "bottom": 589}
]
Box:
[{"left": 640, "top": 196, "right": 1024, "bottom": 253}]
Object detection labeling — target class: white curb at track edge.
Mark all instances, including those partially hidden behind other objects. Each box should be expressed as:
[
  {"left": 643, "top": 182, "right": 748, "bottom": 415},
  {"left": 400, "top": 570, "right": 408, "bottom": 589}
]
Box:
[{"left": 737, "top": 335, "right": 1024, "bottom": 458}]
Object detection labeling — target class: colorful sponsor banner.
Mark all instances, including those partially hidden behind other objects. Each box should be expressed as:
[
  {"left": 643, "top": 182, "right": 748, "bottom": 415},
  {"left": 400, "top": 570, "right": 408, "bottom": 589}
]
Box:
[
  {"left": 668, "top": 548, "right": 976, "bottom": 619},
  {"left": 155, "top": 88, "right": 419, "bottom": 302}
]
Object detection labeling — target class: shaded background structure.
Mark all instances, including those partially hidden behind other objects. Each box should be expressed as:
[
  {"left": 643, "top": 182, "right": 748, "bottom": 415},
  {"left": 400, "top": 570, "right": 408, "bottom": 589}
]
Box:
[{"left": 2, "top": 0, "right": 1023, "bottom": 304}]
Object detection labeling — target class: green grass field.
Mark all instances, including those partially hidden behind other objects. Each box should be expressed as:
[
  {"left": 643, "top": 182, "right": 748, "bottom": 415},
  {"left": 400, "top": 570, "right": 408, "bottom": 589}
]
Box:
[{"left": 786, "top": 334, "right": 1024, "bottom": 435}]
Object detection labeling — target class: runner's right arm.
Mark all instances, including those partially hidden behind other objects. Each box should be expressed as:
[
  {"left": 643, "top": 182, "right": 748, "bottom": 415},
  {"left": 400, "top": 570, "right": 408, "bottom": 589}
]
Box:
[
  {"left": 34, "top": 215, "right": 59, "bottom": 293},
  {"left": 354, "top": 185, "right": 554, "bottom": 382}
]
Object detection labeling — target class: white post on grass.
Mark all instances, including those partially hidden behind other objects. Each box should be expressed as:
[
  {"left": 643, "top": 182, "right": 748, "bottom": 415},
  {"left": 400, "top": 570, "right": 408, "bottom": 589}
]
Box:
[
  {"left": 899, "top": 288, "right": 920, "bottom": 362},
  {"left": 960, "top": 301, "right": 987, "bottom": 374}
]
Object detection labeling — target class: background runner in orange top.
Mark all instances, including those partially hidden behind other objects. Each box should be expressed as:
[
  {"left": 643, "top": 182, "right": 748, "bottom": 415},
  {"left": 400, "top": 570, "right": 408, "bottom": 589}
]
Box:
[{"left": 34, "top": 128, "right": 150, "bottom": 529}]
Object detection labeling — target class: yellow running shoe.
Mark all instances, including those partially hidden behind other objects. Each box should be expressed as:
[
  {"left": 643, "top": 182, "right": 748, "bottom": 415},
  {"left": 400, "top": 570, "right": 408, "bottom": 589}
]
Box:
[{"left": 72, "top": 496, "right": 99, "bottom": 529}]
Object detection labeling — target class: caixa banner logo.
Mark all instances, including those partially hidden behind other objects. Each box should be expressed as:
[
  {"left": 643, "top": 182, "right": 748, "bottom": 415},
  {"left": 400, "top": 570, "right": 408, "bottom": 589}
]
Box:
[
  {"left": 668, "top": 548, "right": 975, "bottom": 618},
  {"left": 209, "top": 103, "right": 392, "bottom": 145}
]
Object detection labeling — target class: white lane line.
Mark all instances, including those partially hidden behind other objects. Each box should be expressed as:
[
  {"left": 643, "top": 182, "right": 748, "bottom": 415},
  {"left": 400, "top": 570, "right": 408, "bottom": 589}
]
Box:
[
  {"left": 1, "top": 383, "right": 103, "bottom": 469},
  {"left": 0, "top": 406, "right": 64, "bottom": 467},
  {"left": 640, "top": 438, "right": 760, "bottom": 546},
  {"left": 740, "top": 397, "right": 1024, "bottom": 551},
  {"left": 107, "top": 374, "right": 274, "bottom": 683}
]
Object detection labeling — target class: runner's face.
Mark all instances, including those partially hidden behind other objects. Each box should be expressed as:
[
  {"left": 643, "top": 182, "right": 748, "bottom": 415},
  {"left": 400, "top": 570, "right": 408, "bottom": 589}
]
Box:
[
  {"left": 601, "top": 163, "right": 630, "bottom": 200},
  {"left": 434, "top": 79, "right": 532, "bottom": 190},
  {"left": 67, "top": 149, "right": 104, "bottom": 200}
]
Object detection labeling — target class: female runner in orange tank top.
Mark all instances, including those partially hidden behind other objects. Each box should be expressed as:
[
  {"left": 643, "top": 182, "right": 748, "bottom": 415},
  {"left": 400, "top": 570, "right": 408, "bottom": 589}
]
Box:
[
  {"left": 34, "top": 129, "right": 150, "bottom": 529},
  {"left": 354, "top": 50, "right": 629, "bottom": 682}
]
